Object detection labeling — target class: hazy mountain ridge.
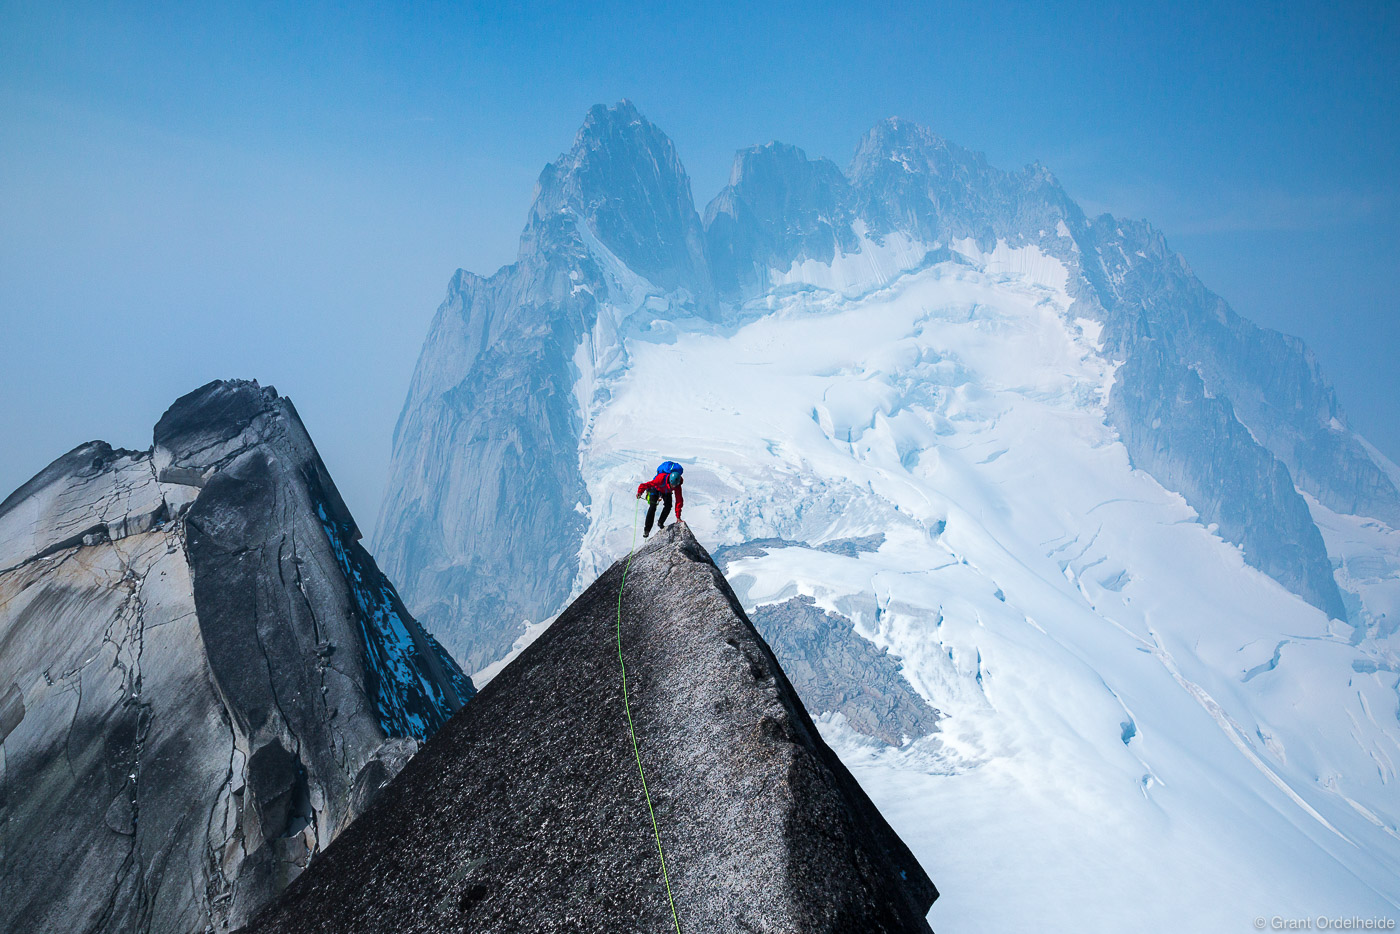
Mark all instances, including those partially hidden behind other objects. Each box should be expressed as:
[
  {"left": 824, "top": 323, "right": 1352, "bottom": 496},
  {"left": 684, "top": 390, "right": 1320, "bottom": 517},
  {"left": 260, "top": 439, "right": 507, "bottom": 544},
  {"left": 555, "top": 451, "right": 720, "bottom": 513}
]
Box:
[
  {"left": 707, "top": 118, "right": 1390, "bottom": 619},
  {"left": 379, "top": 102, "right": 1395, "bottom": 670}
]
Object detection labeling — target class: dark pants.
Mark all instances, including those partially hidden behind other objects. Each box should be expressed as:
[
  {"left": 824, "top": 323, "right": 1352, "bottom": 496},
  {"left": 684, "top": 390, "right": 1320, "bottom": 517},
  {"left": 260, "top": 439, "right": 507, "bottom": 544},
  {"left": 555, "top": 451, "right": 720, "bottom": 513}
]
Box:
[{"left": 644, "top": 489, "right": 672, "bottom": 535}]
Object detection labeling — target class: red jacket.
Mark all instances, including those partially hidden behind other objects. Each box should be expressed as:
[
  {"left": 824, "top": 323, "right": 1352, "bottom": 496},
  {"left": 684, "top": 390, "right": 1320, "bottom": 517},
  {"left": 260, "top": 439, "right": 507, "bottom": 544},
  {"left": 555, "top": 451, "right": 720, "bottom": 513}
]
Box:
[{"left": 636, "top": 473, "right": 683, "bottom": 519}]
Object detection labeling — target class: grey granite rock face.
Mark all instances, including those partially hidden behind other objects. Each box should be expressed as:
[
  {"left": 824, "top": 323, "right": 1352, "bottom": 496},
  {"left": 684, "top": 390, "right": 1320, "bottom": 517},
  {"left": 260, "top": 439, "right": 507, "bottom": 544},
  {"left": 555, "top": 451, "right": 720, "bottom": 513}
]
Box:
[
  {"left": 1080, "top": 216, "right": 1400, "bottom": 532},
  {"left": 240, "top": 524, "right": 937, "bottom": 934},
  {"left": 0, "top": 379, "right": 472, "bottom": 934},
  {"left": 373, "top": 266, "right": 593, "bottom": 672},
  {"left": 846, "top": 118, "right": 1080, "bottom": 253},
  {"left": 750, "top": 596, "right": 939, "bottom": 746},
  {"left": 705, "top": 141, "right": 857, "bottom": 298},
  {"left": 526, "top": 100, "right": 713, "bottom": 307},
  {"left": 1106, "top": 337, "right": 1346, "bottom": 618}
]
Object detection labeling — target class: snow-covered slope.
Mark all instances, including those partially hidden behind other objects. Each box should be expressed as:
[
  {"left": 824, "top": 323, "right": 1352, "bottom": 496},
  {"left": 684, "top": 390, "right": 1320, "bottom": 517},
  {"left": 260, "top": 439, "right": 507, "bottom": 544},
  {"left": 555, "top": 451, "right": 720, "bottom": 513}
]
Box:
[
  {"left": 575, "top": 248, "right": 1400, "bottom": 929},
  {"left": 378, "top": 103, "right": 1400, "bottom": 930}
]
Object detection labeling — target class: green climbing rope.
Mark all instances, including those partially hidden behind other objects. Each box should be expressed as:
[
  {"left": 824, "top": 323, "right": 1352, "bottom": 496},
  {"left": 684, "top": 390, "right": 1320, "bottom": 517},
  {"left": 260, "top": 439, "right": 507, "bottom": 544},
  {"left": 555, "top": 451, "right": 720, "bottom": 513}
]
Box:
[{"left": 617, "top": 496, "right": 682, "bottom": 934}]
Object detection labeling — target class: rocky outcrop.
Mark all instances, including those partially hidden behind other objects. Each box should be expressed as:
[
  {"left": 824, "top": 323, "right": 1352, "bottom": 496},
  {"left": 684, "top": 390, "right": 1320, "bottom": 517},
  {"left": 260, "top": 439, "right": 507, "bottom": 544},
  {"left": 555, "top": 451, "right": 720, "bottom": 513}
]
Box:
[
  {"left": 526, "top": 100, "right": 714, "bottom": 305},
  {"left": 705, "top": 141, "right": 857, "bottom": 298},
  {"left": 1078, "top": 217, "right": 1356, "bottom": 617},
  {"left": 0, "top": 380, "right": 473, "bottom": 934},
  {"left": 241, "top": 524, "right": 937, "bottom": 933},
  {"left": 845, "top": 118, "right": 1081, "bottom": 252},
  {"left": 709, "top": 537, "right": 941, "bottom": 746},
  {"left": 1105, "top": 336, "right": 1346, "bottom": 618},
  {"left": 751, "top": 596, "right": 940, "bottom": 746},
  {"left": 1079, "top": 215, "right": 1400, "bottom": 532}
]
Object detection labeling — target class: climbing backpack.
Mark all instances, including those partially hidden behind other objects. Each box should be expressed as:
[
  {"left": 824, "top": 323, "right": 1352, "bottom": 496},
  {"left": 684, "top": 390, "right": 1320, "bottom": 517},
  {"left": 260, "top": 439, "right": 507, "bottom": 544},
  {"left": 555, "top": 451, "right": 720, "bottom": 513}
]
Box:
[{"left": 656, "top": 460, "right": 683, "bottom": 477}]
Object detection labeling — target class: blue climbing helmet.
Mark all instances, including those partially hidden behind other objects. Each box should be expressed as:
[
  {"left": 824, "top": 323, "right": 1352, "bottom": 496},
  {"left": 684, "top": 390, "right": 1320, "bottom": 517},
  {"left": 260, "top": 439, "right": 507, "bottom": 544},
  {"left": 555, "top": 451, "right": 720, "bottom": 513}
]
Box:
[{"left": 655, "top": 460, "right": 683, "bottom": 488}]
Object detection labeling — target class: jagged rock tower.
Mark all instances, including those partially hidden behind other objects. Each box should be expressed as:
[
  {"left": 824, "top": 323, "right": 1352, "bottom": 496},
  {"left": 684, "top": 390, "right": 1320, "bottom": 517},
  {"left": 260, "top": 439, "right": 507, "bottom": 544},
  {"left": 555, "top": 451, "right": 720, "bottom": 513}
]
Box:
[
  {"left": 0, "top": 380, "right": 474, "bottom": 934},
  {"left": 242, "top": 524, "right": 937, "bottom": 933},
  {"left": 374, "top": 100, "right": 715, "bottom": 673}
]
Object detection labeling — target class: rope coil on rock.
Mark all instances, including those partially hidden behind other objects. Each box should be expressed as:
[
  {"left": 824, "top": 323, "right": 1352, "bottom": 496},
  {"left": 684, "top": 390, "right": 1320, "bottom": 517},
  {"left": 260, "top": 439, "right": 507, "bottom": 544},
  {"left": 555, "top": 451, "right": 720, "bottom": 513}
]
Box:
[{"left": 617, "top": 496, "right": 682, "bottom": 934}]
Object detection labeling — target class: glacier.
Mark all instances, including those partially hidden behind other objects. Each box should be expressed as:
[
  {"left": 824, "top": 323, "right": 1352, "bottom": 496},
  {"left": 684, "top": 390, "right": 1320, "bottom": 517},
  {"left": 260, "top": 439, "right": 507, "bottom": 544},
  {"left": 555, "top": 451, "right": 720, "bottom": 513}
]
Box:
[{"left": 376, "top": 102, "right": 1400, "bottom": 930}]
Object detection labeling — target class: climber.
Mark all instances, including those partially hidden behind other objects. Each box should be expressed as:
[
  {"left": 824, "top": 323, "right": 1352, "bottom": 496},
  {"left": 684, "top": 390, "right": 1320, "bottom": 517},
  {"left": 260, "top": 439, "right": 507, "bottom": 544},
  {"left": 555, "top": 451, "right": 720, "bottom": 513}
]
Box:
[{"left": 636, "top": 461, "right": 684, "bottom": 538}]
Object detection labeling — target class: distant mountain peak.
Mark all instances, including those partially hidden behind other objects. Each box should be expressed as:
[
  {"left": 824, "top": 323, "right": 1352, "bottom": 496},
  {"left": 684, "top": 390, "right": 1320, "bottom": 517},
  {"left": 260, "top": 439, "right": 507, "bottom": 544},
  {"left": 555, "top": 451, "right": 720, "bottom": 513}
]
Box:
[
  {"left": 705, "top": 140, "right": 855, "bottom": 296},
  {"left": 569, "top": 99, "right": 667, "bottom": 161},
  {"left": 850, "top": 116, "right": 969, "bottom": 177},
  {"left": 723, "top": 139, "right": 847, "bottom": 190},
  {"left": 581, "top": 97, "right": 644, "bottom": 128},
  {"left": 524, "top": 100, "right": 711, "bottom": 300}
]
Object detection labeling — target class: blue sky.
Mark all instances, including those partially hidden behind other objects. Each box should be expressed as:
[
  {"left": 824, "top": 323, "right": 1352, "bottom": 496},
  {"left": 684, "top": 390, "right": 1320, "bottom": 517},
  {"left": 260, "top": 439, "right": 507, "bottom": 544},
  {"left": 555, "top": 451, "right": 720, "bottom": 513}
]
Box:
[{"left": 2, "top": 0, "right": 1396, "bottom": 532}]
